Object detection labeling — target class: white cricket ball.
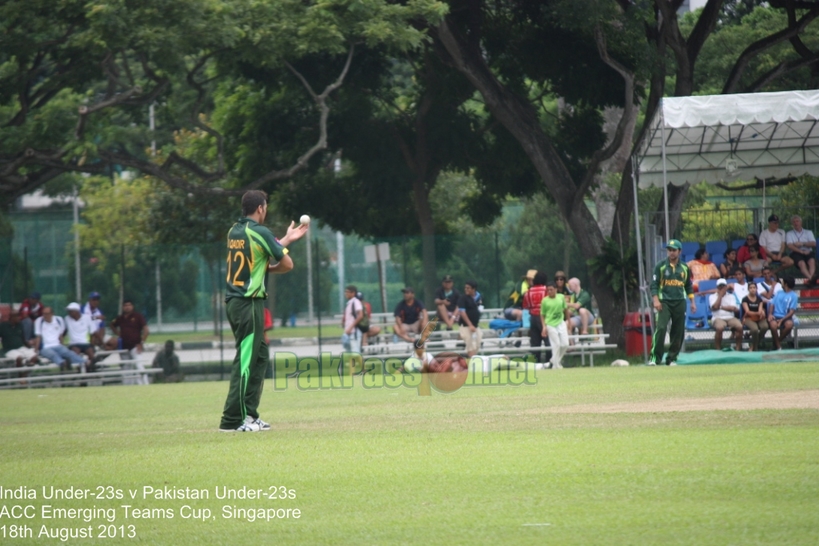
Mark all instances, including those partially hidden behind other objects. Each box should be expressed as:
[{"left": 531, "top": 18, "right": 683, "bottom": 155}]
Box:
[{"left": 300, "top": 214, "right": 311, "bottom": 225}]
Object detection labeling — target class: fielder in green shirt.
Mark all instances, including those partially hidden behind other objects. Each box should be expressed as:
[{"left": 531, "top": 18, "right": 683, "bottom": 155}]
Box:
[
  {"left": 649, "top": 239, "right": 696, "bottom": 366},
  {"left": 220, "top": 190, "right": 308, "bottom": 432}
]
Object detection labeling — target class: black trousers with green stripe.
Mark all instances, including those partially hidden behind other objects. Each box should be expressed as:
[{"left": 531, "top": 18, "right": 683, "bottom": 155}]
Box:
[
  {"left": 220, "top": 297, "right": 269, "bottom": 429},
  {"left": 650, "top": 299, "right": 686, "bottom": 365}
]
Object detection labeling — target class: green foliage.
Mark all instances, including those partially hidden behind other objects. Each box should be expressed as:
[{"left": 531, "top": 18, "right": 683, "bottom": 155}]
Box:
[
  {"left": 778, "top": 176, "right": 819, "bottom": 232},
  {"left": 586, "top": 237, "right": 638, "bottom": 301},
  {"left": 679, "top": 202, "right": 754, "bottom": 243}
]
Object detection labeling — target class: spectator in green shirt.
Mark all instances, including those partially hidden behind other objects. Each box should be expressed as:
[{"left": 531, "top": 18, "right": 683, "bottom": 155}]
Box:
[
  {"left": 567, "top": 277, "right": 594, "bottom": 337},
  {"left": 540, "top": 281, "right": 570, "bottom": 369}
]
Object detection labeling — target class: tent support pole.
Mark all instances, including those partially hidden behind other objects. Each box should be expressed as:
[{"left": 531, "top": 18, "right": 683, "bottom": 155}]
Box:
[{"left": 660, "top": 102, "right": 670, "bottom": 241}]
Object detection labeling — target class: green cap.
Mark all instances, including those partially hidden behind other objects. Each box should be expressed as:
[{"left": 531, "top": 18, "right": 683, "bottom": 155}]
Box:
[{"left": 666, "top": 239, "right": 682, "bottom": 250}]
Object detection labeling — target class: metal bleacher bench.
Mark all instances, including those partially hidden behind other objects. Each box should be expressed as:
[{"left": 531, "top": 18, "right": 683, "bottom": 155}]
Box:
[{"left": 0, "top": 349, "right": 160, "bottom": 389}]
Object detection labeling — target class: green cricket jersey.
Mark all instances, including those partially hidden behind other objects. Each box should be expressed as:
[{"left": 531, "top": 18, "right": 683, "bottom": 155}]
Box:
[
  {"left": 225, "top": 218, "right": 287, "bottom": 301},
  {"left": 650, "top": 259, "right": 693, "bottom": 301}
]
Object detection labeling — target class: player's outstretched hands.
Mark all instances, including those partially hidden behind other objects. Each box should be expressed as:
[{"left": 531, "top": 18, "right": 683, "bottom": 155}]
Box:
[{"left": 281, "top": 221, "right": 309, "bottom": 246}]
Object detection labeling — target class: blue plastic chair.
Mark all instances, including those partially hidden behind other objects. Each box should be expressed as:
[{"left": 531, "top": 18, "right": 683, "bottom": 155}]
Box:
[
  {"left": 686, "top": 299, "right": 710, "bottom": 330},
  {"left": 698, "top": 279, "right": 719, "bottom": 293},
  {"left": 731, "top": 239, "right": 745, "bottom": 250},
  {"left": 681, "top": 241, "right": 700, "bottom": 256},
  {"left": 705, "top": 240, "right": 728, "bottom": 258}
]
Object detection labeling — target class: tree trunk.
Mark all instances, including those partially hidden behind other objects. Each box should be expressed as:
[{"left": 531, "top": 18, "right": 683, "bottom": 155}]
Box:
[{"left": 412, "top": 174, "right": 438, "bottom": 309}]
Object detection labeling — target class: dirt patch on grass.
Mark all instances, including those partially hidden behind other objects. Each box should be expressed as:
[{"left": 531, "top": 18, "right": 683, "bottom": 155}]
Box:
[{"left": 543, "top": 389, "right": 819, "bottom": 414}]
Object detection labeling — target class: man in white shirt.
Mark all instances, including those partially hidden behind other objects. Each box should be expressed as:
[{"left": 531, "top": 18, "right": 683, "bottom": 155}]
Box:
[
  {"left": 731, "top": 269, "right": 749, "bottom": 302},
  {"left": 65, "top": 302, "right": 97, "bottom": 368},
  {"left": 341, "top": 285, "right": 363, "bottom": 376},
  {"left": 709, "top": 279, "right": 742, "bottom": 351},
  {"left": 80, "top": 291, "right": 106, "bottom": 347},
  {"left": 786, "top": 214, "right": 816, "bottom": 280},
  {"left": 34, "top": 307, "right": 86, "bottom": 372},
  {"left": 757, "top": 266, "right": 782, "bottom": 304},
  {"left": 758, "top": 214, "right": 794, "bottom": 272}
]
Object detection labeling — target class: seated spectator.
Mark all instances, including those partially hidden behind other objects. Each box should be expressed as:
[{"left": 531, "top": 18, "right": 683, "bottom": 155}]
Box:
[
  {"left": 434, "top": 275, "right": 461, "bottom": 329},
  {"left": 341, "top": 286, "right": 363, "bottom": 353},
  {"left": 0, "top": 310, "right": 38, "bottom": 367},
  {"left": 394, "top": 287, "right": 427, "bottom": 343},
  {"left": 786, "top": 214, "right": 816, "bottom": 280},
  {"left": 768, "top": 276, "right": 798, "bottom": 350},
  {"left": 19, "top": 291, "right": 43, "bottom": 343},
  {"left": 731, "top": 269, "right": 749, "bottom": 302},
  {"left": 743, "top": 244, "right": 767, "bottom": 280},
  {"left": 152, "top": 340, "right": 184, "bottom": 382},
  {"left": 110, "top": 299, "right": 149, "bottom": 356},
  {"left": 709, "top": 279, "right": 742, "bottom": 351},
  {"left": 65, "top": 302, "right": 97, "bottom": 371},
  {"left": 554, "top": 271, "right": 572, "bottom": 302},
  {"left": 457, "top": 280, "right": 482, "bottom": 357},
  {"left": 540, "top": 281, "right": 570, "bottom": 369},
  {"left": 736, "top": 233, "right": 767, "bottom": 264},
  {"left": 356, "top": 292, "right": 381, "bottom": 347},
  {"left": 81, "top": 291, "right": 106, "bottom": 347},
  {"left": 502, "top": 270, "right": 536, "bottom": 321},
  {"left": 567, "top": 277, "right": 595, "bottom": 336},
  {"left": 688, "top": 249, "right": 721, "bottom": 291},
  {"left": 741, "top": 282, "right": 768, "bottom": 352},
  {"left": 34, "top": 307, "right": 86, "bottom": 372},
  {"left": 719, "top": 248, "right": 742, "bottom": 278},
  {"left": 759, "top": 214, "right": 794, "bottom": 273},
  {"left": 757, "top": 267, "right": 782, "bottom": 304},
  {"left": 522, "top": 272, "right": 548, "bottom": 362}
]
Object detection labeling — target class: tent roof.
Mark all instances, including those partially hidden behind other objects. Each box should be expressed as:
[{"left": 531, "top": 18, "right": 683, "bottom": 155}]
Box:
[{"left": 638, "top": 90, "right": 819, "bottom": 189}]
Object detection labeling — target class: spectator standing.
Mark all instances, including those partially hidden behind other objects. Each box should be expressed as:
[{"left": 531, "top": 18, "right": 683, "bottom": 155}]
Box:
[
  {"left": 19, "top": 291, "right": 43, "bottom": 342},
  {"left": 356, "top": 292, "right": 381, "bottom": 347},
  {"left": 719, "top": 248, "right": 742, "bottom": 278},
  {"left": 394, "top": 287, "right": 427, "bottom": 343},
  {"left": 110, "top": 300, "right": 149, "bottom": 356},
  {"left": 743, "top": 245, "right": 767, "bottom": 280},
  {"left": 65, "top": 302, "right": 97, "bottom": 369},
  {"left": 650, "top": 239, "right": 696, "bottom": 366},
  {"left": 34, "top": 307, "right": 86, "bottom": 372},
  {"left": 540, "top": 281, "right": 570, "bottom": 369},
  {"left": 522, "top": 272, "right": 548, "bottom": 362},
  {"left": 152, "top": 340, "right": 184, "bottom": 382},
  {"left": 0, "top": 310, "right": 38, "bottom": 367},
  {"left": 341, "top": 286, "right": 363, "bottom": 353},
  {"left": 709, "top": 279, "right": 743, "bottom": 351},
  {"left": 759, "top": 214, "right": 794, "bottom": 272},
  {"left": 786, "top": 215, "right": 816, "bottom": 279},
  {"left": 757, "top": 267, "right": 782, "bottom": 304},
  {"left": 457, "top": 280, "right": 482, "bottom": 358},
  {"left": 742, "top": 282, "right": 768, "bottom": 351},
  {"left": 81, "top": 291, "right": 106, "bottom": 347},
  {"left": 737, "top": 233, "right": 767, "bottom": 264},
  {"left": 768, "top": 276, "right": 799, "bottom": 350},
  {"left": 687, "top": 249, "right": 721, "bottom": 291},
  {"left": 567, "top": 277, "right": 595, "bottom": 336},
  {"left": 434, "top": 275, "right": 461, "bottom": 329}
]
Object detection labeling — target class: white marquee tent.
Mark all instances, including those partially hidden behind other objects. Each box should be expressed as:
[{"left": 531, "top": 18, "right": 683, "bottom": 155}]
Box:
[{"left": 630, "top": 90, "right": 819, "bottom": 362}]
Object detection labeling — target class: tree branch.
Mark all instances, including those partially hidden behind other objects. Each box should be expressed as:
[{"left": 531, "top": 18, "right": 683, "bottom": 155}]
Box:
[
  {"left": 746, "top": 52, "right": 819, "bottom": 92},
  {"left": 714, "top": 176, "right": 797, "bottom": 191},
  {"left": 722, "top": 6, "right": 819, "bottom": 93}
]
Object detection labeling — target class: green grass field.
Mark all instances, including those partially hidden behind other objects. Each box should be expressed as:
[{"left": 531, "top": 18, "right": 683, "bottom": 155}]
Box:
[{"left": 2, "top": 363, "right": 818, "bottom": 545}]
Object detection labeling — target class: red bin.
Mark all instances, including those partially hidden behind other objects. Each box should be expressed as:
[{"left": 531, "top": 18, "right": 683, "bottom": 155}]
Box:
[{"left": 623, "top": 312, "right": 652, "bottom": 356}]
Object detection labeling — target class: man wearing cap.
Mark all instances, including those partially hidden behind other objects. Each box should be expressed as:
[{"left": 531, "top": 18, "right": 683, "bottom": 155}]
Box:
[
  {"left": 65, "top": 302, "right": 98, "bottom": 367},
  {"left": 759, "top": 214, "right": 794, "bottom": 272},
  {"left": 502, "top": 270, "right": 536, "bottom": 321},
  {"left": 434, "top": 275, "right": 461, "bottom": 330},
  {"left": 81, "top": 292, "right": 106, "bottom": 347},
  {"left": 709, "top": 279, "right": 743, "bottom": 351},
  {"left": 649, "top": 239, "right": 696, "bottom": 366},
  {"left": 394, "top": 287, "right": 428, "bottom": 343}
]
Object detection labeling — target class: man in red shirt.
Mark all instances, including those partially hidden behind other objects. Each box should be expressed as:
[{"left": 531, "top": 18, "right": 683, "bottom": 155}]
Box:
[
  {"left": 522, "top": 272, "right": 549, "bottom": 363},
  {"left": 19, "top": 291, "right": 43, "bottom": 342}
]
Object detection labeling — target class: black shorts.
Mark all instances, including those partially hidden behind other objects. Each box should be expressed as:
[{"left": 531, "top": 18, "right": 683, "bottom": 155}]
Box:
[
  {"left": 69, "top": 343, "right": 93, "bottom": 352},
  {"left": 791, "top": 251, "right": 816, "bottom": 266}
]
